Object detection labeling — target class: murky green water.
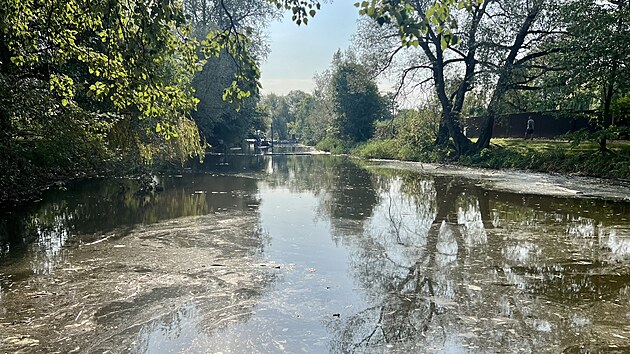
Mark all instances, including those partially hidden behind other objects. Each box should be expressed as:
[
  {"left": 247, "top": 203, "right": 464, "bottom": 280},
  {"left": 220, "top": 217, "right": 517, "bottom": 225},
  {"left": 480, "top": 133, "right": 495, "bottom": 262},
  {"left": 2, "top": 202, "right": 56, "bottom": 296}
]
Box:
[{"left": 1, "top": 154, "right": 629, "bottom": 353}]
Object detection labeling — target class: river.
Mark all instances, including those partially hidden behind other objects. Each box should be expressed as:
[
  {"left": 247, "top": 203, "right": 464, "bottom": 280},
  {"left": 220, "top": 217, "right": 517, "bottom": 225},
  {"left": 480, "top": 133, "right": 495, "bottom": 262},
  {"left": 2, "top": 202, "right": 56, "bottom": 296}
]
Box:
[{"left": 1, "top": 152, "right": 629, "bottom": 353}]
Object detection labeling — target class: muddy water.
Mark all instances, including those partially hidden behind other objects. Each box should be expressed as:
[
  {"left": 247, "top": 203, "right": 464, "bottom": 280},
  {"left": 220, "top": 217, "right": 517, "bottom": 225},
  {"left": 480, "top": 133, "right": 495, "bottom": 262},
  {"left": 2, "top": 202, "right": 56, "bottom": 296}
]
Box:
[{"left": 1, "top": 155, "right": 629, "bottom": 353}]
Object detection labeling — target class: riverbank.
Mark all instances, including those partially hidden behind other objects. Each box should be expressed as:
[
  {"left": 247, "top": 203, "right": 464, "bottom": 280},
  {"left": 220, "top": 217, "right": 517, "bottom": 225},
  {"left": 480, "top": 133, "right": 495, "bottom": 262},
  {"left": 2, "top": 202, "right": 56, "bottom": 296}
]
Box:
[
  {"left": 0, "top": 158, "right": 153, "bottom": 212},
  {"left": 350, "top": 138, "right": 630, "bottom": 181},
  {"left": 0, "top": 165, "right": 99, "bottom": 212},
  {"left": 1, "top": 166, "right": 114, "bottom": 212},
  {"left": 364, "top": 159, "right": 630, "bottom": 201}
]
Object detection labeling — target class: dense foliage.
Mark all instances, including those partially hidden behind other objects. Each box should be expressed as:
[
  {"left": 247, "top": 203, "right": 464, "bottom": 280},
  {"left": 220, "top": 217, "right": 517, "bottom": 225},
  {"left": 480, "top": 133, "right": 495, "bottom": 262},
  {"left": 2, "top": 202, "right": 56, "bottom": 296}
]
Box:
[
  {"left": 2, "top": 0, "right": 629, "bottom": 204},
  {"left": 0, "top": 0, "right": 318, "bottom": 204},
  {"left": 185, "top": 0, "right": 279, "bottom": 147},
  {"left": 353, "top": 0, "right": 629, "bottom": 155},
  {"left": 0, "top": 0, "right": 205, "bottom": 203}
]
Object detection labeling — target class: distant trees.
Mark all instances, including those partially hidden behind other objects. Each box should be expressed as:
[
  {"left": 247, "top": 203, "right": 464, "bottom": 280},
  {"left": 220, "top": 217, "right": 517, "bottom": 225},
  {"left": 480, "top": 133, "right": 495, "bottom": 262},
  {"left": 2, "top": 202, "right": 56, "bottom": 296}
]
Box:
[
  {"left": 259, "top": 91, "right": 319, "bottom": 142},
  {"left": 285, "top": 90, "right": 316, "bottom": 140},
  {"left": 330, "top": 61, "right": 389, "bottom": 142},
  {"left": 259, "top": 93, "right": 293, "bottom": 140},
  {"left": 259, "top": 50, "right": 389, "bottom": 147}
]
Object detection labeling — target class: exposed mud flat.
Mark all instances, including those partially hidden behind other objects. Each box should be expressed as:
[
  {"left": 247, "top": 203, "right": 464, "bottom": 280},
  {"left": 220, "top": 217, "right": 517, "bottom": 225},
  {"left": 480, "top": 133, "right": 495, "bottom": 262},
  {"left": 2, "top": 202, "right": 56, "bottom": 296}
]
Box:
[
  {"left": 0, "top": 211, "right": 276, "bottom": 353},
  {"left": 370, "top": 160, "right": 630, "bottom": 201}
]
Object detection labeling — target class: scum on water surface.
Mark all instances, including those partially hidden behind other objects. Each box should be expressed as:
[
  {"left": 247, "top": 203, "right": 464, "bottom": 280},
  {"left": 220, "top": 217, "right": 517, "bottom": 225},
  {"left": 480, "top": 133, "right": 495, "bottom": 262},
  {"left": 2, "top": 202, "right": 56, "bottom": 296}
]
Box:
[{"left": 1, "top": 154, "right": 629, "bottom": 353}]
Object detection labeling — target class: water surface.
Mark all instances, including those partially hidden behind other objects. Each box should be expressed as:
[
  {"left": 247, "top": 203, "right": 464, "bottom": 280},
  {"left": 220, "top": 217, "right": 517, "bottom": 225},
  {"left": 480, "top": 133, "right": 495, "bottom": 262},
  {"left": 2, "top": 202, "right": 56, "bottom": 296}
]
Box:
[{"left": 1, "top": 155, "right": 629, "bottom": 353}]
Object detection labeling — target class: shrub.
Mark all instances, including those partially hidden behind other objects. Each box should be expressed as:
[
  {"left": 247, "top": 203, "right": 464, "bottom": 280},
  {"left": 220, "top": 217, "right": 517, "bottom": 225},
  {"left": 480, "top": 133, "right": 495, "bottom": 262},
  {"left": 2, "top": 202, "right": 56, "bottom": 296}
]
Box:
[
  {"left": 352, "top": 139, "right": 400, "bottom": 159},
  {"left": 316, "top": 136, "right": 353, "bottom": 154}
]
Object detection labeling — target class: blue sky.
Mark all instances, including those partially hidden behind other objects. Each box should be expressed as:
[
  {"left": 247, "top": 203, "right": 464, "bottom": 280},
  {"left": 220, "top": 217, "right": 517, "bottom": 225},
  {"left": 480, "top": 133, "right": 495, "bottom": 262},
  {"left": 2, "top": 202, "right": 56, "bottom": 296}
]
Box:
[{"left": 259, "top": 1, "right": 361, "bottom": 95}]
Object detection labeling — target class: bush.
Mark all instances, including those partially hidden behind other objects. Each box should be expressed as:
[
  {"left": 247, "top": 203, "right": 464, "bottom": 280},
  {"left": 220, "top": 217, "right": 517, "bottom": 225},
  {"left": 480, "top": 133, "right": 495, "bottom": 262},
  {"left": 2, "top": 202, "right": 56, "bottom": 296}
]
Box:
[
  {"left": 316, "top": 137, "right": 354, "bottom": 154},
  {"left": 352, "top": 139, "right": 400, "bottom": 159}
]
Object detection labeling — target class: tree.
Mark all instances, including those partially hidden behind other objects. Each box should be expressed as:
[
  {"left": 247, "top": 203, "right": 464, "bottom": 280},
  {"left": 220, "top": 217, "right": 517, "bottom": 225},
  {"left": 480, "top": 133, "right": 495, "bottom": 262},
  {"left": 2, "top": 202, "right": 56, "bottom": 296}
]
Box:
[
  {"left": 193, "top": 55, "right": 262, "bottom": 147},
  {"left": 285, "top": 90, "right": 315, "bottom": 140},
  {"left": 0, "top": 0, "right": 201, "bottom": 134},
  {"left": 356, "top": 0, "right": 561, "bottom": 155},
  {"left": 264, "top": 50, "right": 387, "bottom": 146},
  {"left": 555, "top": 0, "right": 630, "bottom": 150},
  {"left": 295, "top": 79, "right": 334, "bottom": 145},
  {"left": 184, "top": 0, "right": 279, "bottom": 147},
  {"left": 259, "top": 93, "right": 292, "bottom": 140},
  {"left": 0, "top": 0, "right": 204, "bottom": 200},
  {"left": 330, "top": 61, "right": 388, "bottom": 142}
]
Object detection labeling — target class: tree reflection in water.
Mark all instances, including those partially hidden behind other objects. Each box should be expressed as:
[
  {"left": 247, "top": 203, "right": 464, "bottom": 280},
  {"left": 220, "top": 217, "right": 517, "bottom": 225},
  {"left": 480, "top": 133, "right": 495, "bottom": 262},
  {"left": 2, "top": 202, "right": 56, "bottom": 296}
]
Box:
[
  {"left": 0, "top": 156, "right": 629, "bottom": 353},
  {"left": 0, "top": 168, "right": 262, "bottom": 275},
  {"left": 319, "top": 166, "right": 630, "bottom": 352}
]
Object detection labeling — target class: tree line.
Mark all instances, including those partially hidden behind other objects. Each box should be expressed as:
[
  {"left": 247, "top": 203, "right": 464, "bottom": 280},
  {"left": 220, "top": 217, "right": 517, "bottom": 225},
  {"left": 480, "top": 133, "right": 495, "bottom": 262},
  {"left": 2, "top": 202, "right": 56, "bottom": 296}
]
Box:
[
  {"left": 264, "top": 0, "right": 629, "bottom": 155},
  {"left": 1, "top": 0, "right": 629, "bottom": 203}
]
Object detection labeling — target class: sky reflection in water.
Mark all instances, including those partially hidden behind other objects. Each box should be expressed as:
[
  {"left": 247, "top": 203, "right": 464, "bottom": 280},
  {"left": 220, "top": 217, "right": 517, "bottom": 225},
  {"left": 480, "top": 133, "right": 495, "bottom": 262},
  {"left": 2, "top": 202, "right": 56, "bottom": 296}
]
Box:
[{"left": 0, "top": 155, "right": 629, "bottom": 353}]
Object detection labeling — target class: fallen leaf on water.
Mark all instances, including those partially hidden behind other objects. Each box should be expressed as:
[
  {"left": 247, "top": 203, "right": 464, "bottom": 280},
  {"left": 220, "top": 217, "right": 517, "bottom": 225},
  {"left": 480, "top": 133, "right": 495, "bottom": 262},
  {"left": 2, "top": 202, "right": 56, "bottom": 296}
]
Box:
[
  {"left": 4, "top": 336, "right": 40, "bottom": 347},
  {"left": 467, "top": 284, "right": 482, "bottom": 291},
  {"left": 27, "top": 291, "right": 52, "bottom": 298}
]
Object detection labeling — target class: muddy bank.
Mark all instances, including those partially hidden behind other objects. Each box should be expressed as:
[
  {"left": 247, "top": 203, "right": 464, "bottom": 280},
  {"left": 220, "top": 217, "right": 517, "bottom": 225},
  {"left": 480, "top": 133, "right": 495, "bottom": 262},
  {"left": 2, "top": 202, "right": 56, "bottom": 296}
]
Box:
[
  {"left": 0, "top": 211, "right": 275, "bottom": 353},
  {"left": 369, "top": 160, "right": 630, "bottom": 201}
]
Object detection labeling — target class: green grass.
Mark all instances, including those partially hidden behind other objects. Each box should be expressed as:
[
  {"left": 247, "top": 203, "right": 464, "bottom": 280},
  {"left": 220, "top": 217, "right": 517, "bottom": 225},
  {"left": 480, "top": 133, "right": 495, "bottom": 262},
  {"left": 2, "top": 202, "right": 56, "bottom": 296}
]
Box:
[
  {"left": 464, "top": 139, "right": 630, "bottom": 179},
  {"left": 492, "top": 138, "right": 630, "bottom": 154},
  {"left": 352, "top": 138, "right": 630, "bottom": 180}
]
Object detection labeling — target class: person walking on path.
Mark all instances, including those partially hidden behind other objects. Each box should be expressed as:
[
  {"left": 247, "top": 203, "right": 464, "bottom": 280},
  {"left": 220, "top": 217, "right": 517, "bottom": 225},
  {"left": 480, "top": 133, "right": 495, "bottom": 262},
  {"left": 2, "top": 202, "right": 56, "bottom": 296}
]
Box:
[{"left": 525, "top": 116, "right": 535, "bottom": 140}]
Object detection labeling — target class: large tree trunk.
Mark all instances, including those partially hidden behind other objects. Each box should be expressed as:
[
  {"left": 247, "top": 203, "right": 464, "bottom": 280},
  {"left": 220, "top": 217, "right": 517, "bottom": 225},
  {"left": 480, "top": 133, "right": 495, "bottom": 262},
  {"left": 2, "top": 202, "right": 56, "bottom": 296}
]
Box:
[
  {"left": 429, "top": 38, "right": 472, "bottom": 156},
  {"left": 598, "top": 12, "right": 623, "bottom": 153},
  {"left": 476, "top": 113, "right": 495, "bottom": 150},
  {"left": 434, "top": 120, "right": 449, "bottom": 146},
  {"left": 472, "top": 1, "right": 543, "bottom": 154},
  {"left": 432, "top": 4, "right": 486, "bottom": 153},
  {"left": 600, "top": 82, "right": 614, "bottom": 152},
  {"left": 447, "top": 115, "right": 472, "bottom": 155}
]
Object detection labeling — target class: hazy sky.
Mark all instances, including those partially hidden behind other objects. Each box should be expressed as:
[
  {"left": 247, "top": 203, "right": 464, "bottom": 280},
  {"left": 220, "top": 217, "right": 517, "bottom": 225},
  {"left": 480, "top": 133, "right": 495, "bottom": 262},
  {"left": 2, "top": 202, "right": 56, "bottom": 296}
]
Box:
[{"left": 259, "top": 1, "right": 361, "bottom": 95}]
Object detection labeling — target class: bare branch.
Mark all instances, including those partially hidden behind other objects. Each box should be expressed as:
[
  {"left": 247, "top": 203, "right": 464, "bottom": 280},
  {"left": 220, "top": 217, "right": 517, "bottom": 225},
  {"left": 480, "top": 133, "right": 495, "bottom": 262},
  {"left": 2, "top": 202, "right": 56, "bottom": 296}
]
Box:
[
  {"left": 443, "top": 58, "right": 466, "bottom": 67},
  {"left": 394, "top": 66, "right": 433, "bottom": 99},
  {"left": 514, "top": 48, "right": 562, "bottom": 66},
  {"left": 511, "top": 84, "right": 542, "bottom": 90},
  {"left": 372, "top": 45, "right": 405, "bottom": 79}
]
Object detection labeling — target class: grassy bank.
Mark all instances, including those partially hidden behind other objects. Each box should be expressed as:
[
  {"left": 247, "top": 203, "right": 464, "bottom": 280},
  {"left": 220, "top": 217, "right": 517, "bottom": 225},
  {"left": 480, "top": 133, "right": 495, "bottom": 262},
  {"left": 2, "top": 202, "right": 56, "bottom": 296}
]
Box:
[{"left": 350, "top": 138, "right": 630, "bottom": 180}]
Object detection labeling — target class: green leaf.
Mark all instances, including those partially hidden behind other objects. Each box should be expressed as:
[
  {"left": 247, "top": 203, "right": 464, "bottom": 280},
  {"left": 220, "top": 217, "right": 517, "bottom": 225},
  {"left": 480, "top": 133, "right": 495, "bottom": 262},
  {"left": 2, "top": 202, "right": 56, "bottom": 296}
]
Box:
[{"left": 426, "top": 5, "right": 435, "bottom": 19}]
